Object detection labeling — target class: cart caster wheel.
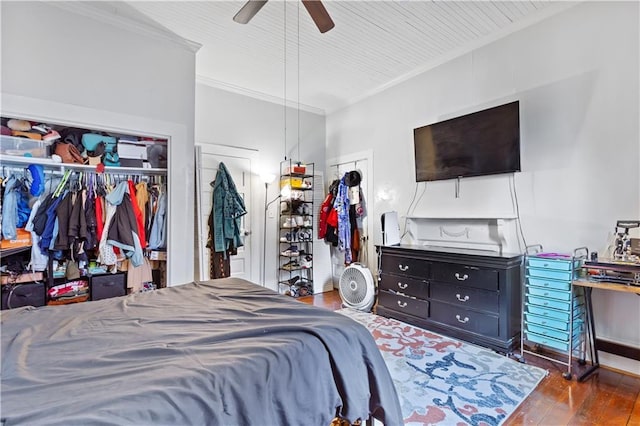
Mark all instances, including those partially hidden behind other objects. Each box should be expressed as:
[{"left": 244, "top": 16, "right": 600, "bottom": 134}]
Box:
[
  {"left": 562, "top": 372, "right": 572, "bottom": 380},
  {"left": 578, "top": 359, "right": 587, "bottom": 366}
]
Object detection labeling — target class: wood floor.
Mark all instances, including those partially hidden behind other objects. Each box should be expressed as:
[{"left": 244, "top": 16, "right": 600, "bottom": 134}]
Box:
[{"left": 298, "top": 290, "right": 640, "bottom": 426}]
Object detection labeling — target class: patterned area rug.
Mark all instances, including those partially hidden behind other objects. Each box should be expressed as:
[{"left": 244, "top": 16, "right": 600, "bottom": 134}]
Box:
[{"left": 338, "top": 308, "right": 547, "bottom": 426}]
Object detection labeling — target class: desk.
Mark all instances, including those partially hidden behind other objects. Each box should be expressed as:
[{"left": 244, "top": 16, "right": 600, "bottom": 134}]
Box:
[{"left": 572, "top": 279, "right": 640, "bottom": 381}]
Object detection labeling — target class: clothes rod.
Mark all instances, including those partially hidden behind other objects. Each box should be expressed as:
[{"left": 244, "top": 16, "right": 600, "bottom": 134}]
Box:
[
  {"left": 329, "top": 158, "right": 367, "bottom": 169},
  {"left": 0, "top": 155, "right": 167, "bottom": 176}
]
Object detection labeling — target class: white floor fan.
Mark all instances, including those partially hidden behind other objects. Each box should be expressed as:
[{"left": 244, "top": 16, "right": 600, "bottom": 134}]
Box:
[{"left": 338, "top": 263, "right": 376, "bottom": 312}]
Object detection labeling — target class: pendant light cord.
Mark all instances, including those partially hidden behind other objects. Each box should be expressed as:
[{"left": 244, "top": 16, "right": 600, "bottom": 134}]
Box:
[
  {"left": 297, "top": 0, "right": 300, "bottom": 162},
  {"left": 283, "top": 0, "right": 287, "bottom": 161}
]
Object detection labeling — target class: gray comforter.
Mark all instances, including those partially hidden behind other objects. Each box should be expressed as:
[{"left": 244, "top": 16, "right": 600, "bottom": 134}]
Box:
[{"left": 1, "top": 278, "right": 402, "bottom": 426}]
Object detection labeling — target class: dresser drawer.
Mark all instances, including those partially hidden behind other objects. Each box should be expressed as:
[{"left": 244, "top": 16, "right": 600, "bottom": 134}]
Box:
[
  {"left": 526, "top": 276, "right": 571, "bottom": 292},
  {"left": 378, "top": 290, "right": 428, "bottom": 318},
  {"left": 430, "top": 282, "right": 498, "bottom": 313},
  {"left": 430, "top": 301, "right": 499, "bottom": 337},
  {"left": 526, "top": 267, "right": 573, "bottom": 281},
  {"left": 431, "top": 263, "right": 499, "bottom": 291},
  {"left": 91, "top": 273, "right": 126, "bottom": 301},
  {"left": 379, "top": 273, "right": 427, "bottom": 299},
  {"left": 380, "top": 255, "right": 429, "bottom": 279}
]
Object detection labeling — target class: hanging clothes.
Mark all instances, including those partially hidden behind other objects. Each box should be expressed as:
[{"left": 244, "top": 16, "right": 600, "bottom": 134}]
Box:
[
  {"left": 1, "top": 175, "right": 20, "bottom": 240},
  {"left": 148, "top": 191, "right": 167, "bottom": 250},
  {"left": 135, "top": 181, "right": 149, "bottom": 230},
  {"left": 105, "top": 181, "right": 144, "bottom": 267},
  {"left": 212, "top": 162, "right": 246, "bottom": 257},
  {"left": 84, "top": 188, "right": 98, "bottom": 251},
  {"left": 128, "top": 180, "right": 146, "bottom": 249},
  {"left": 207, "top": 208, "right": 233, "bottom": 279},
  {"left": 25, "top": 197, "right": 48, "bottom": 271},
  {"left": 333, "top": 177, "right": 351, "bottom": 264}
]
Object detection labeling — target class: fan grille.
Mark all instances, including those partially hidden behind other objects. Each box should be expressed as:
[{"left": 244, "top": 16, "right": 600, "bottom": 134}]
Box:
[{"left": 340, "top": 267, "right": 368, "bottom": 306}]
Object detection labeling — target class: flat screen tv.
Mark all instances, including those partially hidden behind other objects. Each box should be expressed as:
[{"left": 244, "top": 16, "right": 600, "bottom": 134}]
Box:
[{"left": 414, "top": 100, "right": 520, "bottom": 182}]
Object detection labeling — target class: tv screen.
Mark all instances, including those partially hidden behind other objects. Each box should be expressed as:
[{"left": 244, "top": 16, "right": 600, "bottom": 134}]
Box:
[{"left": 414, "top": 101, "right": 521, "bottom": 182}]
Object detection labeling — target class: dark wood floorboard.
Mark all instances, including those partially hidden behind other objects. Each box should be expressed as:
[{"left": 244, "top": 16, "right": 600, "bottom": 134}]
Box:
[{"left": 299, "top": 290, "right": 640, "bottom": 426}]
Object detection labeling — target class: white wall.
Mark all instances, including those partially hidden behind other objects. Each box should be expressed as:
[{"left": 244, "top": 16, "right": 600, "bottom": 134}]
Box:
[
  {"left": 326, "top": 2, "right": 640, "bottom": 373},
  {"left": 195, "top": 83, "right": 326, "bottom": 291},
  {"left": 1, "top": 1, "right": 197, "bottom": 285}
]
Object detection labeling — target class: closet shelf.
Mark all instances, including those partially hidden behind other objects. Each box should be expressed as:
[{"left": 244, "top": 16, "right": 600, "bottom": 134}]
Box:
[{"left": 0, "top": 154, "right": 167, "bottom": 175}]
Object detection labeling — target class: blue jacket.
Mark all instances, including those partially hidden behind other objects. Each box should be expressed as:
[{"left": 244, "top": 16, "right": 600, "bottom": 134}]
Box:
[{"left": 212, "top": 162, "right": 247, "bottom": 256}]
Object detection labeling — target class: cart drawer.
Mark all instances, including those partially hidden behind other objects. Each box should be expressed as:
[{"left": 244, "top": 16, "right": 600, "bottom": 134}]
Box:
[
  {"left": 526, "top": 285, "right": 572, "bottom": 301},
  {"left": 526, "top": 276, "right": 572, "bottom": 292},
  {"left": 527, "top": 293, "right": 584, "bottom": 311},
  {"left": 527, "top": 257, "right": 580, "bottom": 271},
  {"left": 525, "top": 331, "right": 581, "bottom": 352},
  {"left": 527, "top": 267, "right": 573, "bottom": 281},
  {"left": 525, "top": 303, "right": 583, "bottom": 322}
]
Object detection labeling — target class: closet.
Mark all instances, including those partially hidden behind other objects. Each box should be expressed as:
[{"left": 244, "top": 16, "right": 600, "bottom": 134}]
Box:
[{"left": 0, "top": 116, "right": 168, "bottom": 309}]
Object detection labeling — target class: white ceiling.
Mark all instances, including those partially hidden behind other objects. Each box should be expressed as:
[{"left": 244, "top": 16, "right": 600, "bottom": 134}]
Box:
[{"left": 121, "top": 1, "right": 574, "bottom": 114}]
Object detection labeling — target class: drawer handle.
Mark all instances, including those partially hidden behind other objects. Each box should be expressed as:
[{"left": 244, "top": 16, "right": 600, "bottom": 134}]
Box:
[
  {"left": 543, "top": 282, "right": 549, "bottom": 287},
  {"left": 398, "top": 264, "right": 409, "bottom": 272},
  {"left": 456, "top": 294, "right": 469, "bottom": 302},
  {"left": 543, "top": 263, "right": 549, "bottom": 267},
  {"left": 397, "top": 282, "right": 408, "bottom": 290},
  {"left": 397, "top": 300, "right": 407, "bottom": 308},
  {"left": 455, "top": 273, "right": 469, "bottom": 281},
  {"left": 455, "top": 314, "right": 469, "bottom": 324}
]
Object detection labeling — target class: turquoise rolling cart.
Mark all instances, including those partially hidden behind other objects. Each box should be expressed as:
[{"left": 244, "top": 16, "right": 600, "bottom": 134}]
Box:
[{"left": 520, "top": 246, "right": 588, "bottom": 380}]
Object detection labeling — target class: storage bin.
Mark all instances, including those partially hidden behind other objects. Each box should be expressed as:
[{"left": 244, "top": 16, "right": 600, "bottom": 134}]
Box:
[
  {"left": 1, "top": 282, "right": 46, "bottom": 310},
  {"left": 0, "top": 228, "right": 32, "bottom": 250},
  {"left": 280, "top": 177, "right": 304, "bottom": 189},
  {"left": 91, "top": 272, "right": 126, "bottom": 301},
  {"left": 0, "top": 135, "right": 51, "bottom": 158}
]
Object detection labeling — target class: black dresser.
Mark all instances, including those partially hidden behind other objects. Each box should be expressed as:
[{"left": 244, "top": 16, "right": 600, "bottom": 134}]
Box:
[{"left": 376, "top": 245, "right": 523, "bottom": 353}]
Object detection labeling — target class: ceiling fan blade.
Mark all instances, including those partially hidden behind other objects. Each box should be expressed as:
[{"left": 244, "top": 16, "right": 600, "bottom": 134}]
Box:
[
  {"left": 233, "top": 0, "right": 268, "bottom": 24},
  {"left": 301, "top": 0, "right": 335, "bottom": 33}
]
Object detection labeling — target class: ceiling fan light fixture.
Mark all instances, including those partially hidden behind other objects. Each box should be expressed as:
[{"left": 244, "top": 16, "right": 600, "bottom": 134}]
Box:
[
  {"left": 233, "top": 0, "right": 268, "bottom": 24},
  {"left": 233, "top": 0, "right": 334, "bottom": 33}
]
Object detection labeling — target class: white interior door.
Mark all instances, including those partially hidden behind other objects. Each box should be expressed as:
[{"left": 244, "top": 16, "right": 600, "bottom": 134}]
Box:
[{"left": 196, "top": 144, "right": 254, "bottom": 281}]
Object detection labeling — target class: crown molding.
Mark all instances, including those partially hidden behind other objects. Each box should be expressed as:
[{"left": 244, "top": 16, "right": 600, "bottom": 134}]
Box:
[
  {"left": 49, "top": 1, "right": 201, "bottom": 53},
  {"left": 196, "top": 74, "right": 326, "bottom": 116}
]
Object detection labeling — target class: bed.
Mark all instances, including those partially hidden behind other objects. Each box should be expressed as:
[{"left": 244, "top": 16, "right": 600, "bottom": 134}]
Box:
[{"left": 1, "top": 277, "right": 402, "bottom": 425}]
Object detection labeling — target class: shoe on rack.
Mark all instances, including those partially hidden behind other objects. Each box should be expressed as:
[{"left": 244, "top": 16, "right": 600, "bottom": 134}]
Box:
[
  {"left": 280, "top": 201, "right": 290, "bottom": 213},
  {"left": 280, "top": 231, "right": 298, "bottom": 242},
  {"left": 281, "top": 260, "right": 300, "bottom": 271},
  {"left": 302, "top": 219, "right": 312, "bottom": 228},
  {"left": 282, "top": 217, "right": 297, "bottom": 228},
  {"left": 287, "top": 275, "right": 300, "bottom": 285},
  {"left": 298, "top": 230, "right": 311, "bottom": 241},
  {"left": 280, "top": 245, "right": 300, "bottom": 256},
  {"left": 300, "top": 255, "right": 312, "bottom": 269}
]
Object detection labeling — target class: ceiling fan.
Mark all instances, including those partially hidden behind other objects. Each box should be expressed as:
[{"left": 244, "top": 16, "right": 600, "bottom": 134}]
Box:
[{"left": 233, "top": 0, "right": 335, "bottom": 33}]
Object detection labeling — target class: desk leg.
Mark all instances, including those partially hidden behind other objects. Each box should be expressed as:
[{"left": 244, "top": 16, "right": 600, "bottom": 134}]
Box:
[{"left": 578, "top": 286, "right": 600, "bottom": 382}]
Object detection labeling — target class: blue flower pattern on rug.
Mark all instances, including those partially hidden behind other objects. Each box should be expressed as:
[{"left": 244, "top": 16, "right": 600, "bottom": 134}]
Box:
[{"left": 338, "top": 309, "right": 547, "bottom": 426}]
